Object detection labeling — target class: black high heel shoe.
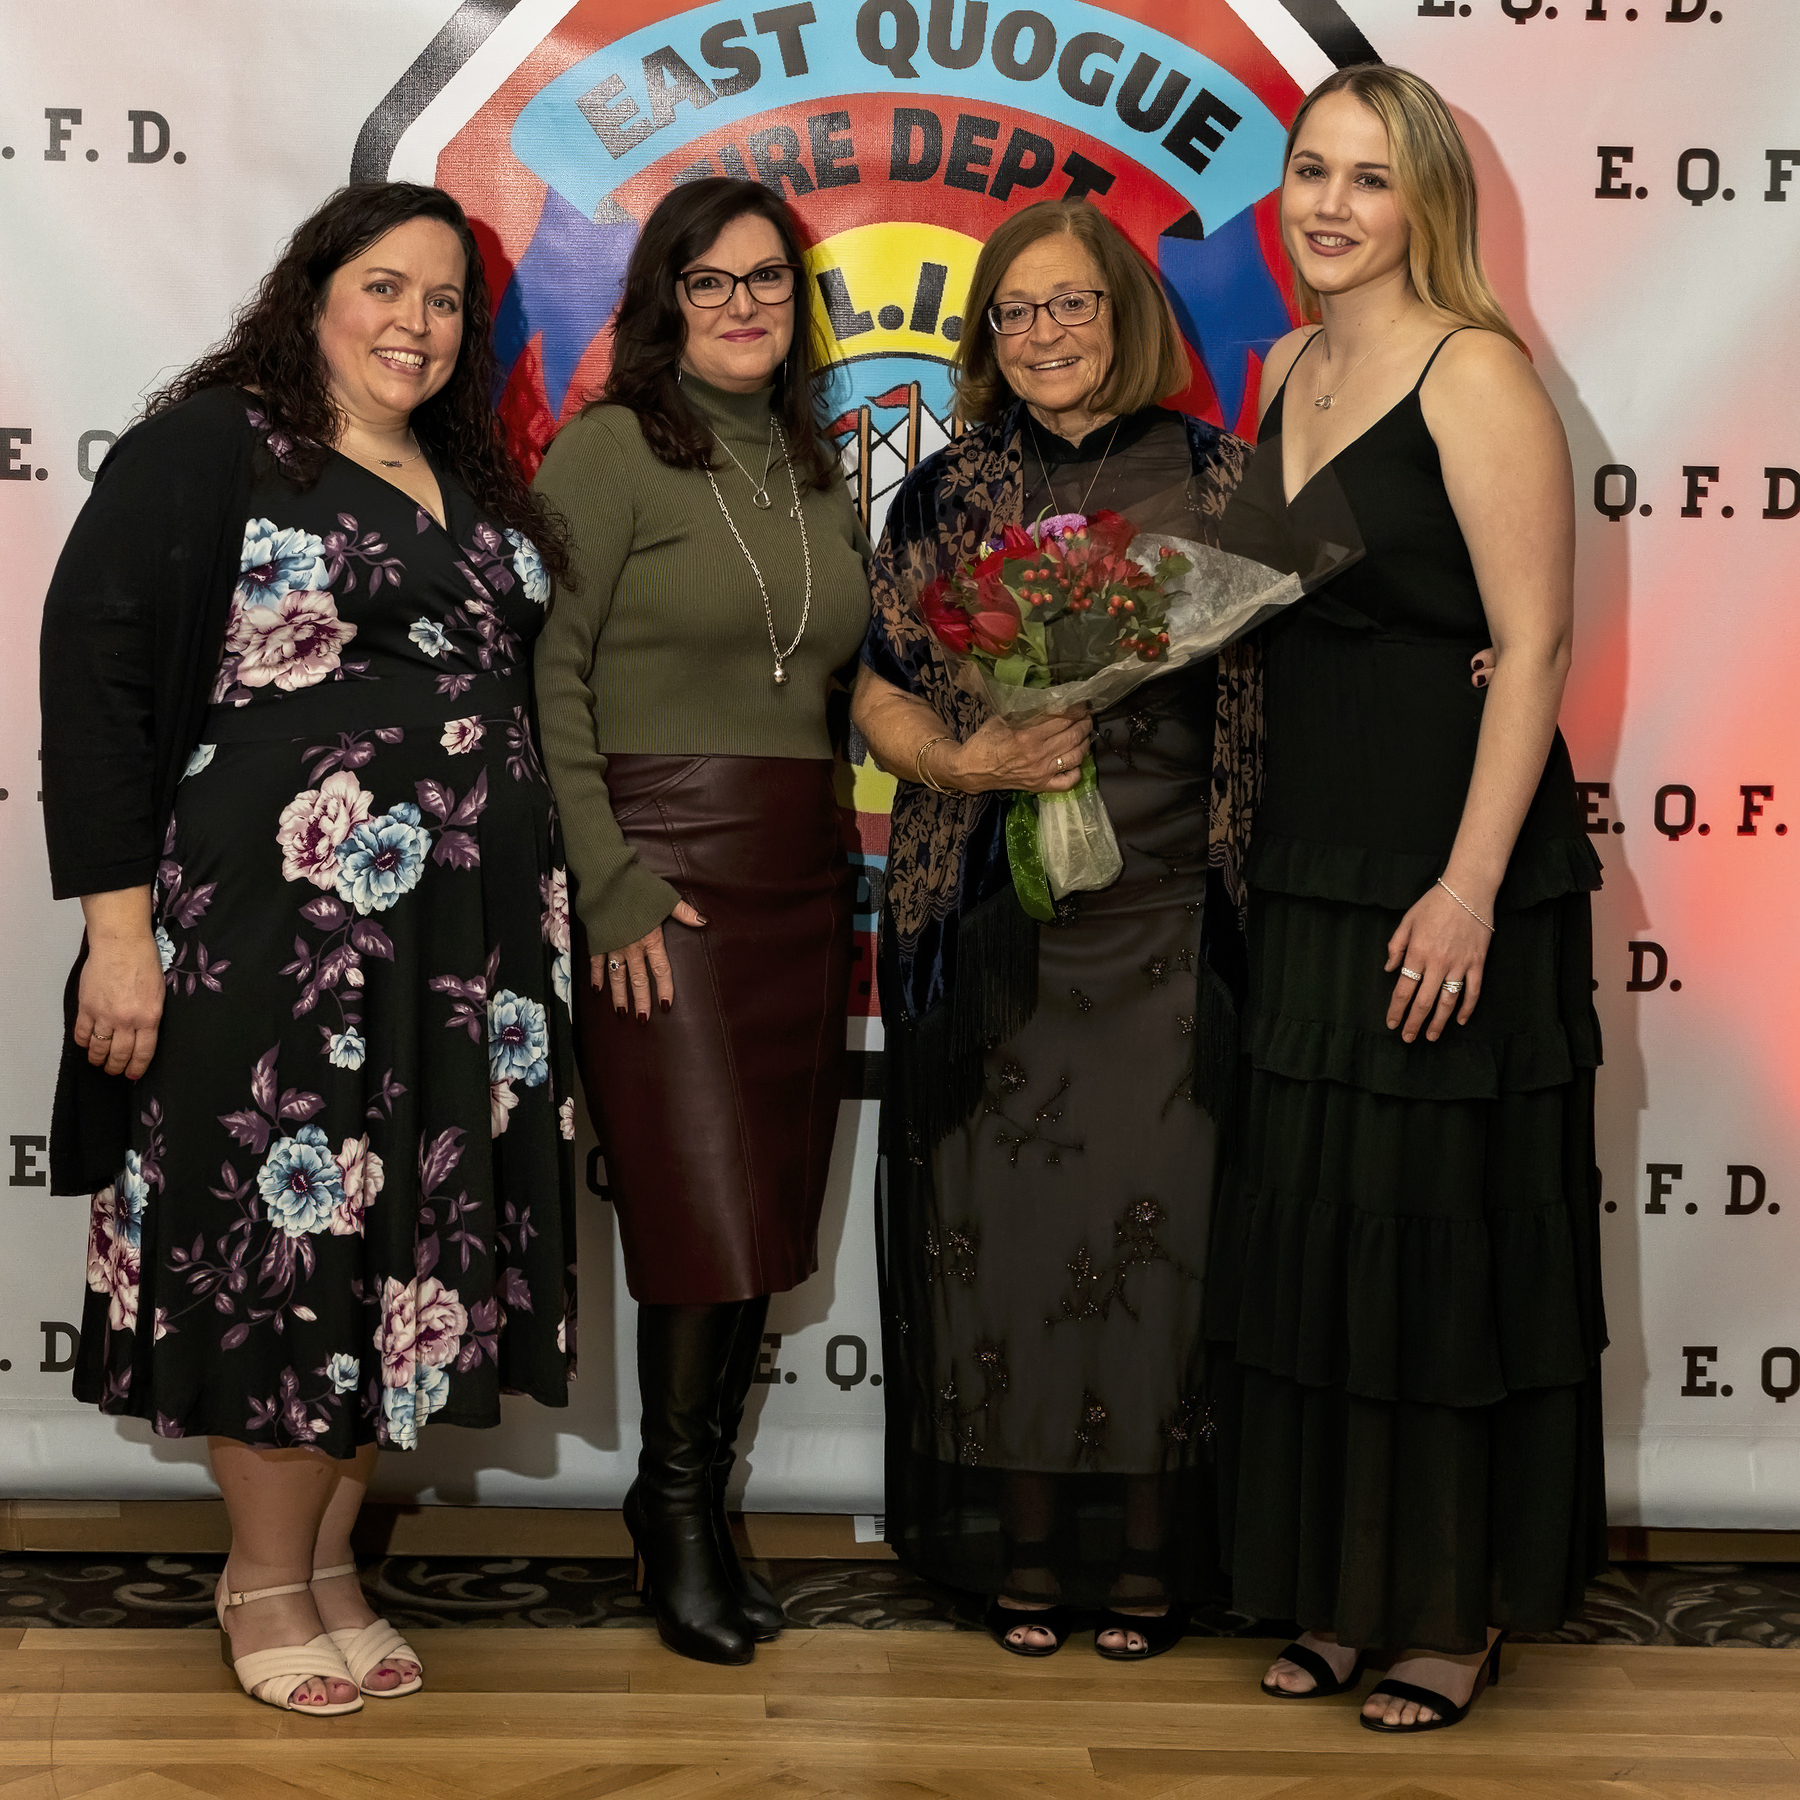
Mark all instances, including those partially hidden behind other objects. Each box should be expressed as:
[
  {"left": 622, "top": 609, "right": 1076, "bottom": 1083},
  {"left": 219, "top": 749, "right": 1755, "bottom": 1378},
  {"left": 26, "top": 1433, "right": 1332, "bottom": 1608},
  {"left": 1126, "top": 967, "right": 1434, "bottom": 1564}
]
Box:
[
  {"left": 628, "top": 1303, "right": 756, "bottom": 1666},
  {"left": 1359, "top": 1629, "right": 1506, "bottom": 1733},
  {"left": 1260, "top": 1639, "right": 1369, "bottom": 1698},
  {"left": 710, "top": 1295, "right": 783, "bottom": 1642}
]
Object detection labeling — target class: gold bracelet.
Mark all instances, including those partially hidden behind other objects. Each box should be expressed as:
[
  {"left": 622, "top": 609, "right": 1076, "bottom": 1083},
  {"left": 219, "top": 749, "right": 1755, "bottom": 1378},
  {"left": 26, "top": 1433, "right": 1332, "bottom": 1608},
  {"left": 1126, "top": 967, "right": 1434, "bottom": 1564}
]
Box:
[
  {"left": 1435, "top": 876, "right": 1494, "bottom": 933},
  {"left": 915, "top": 735, "right": 952, "bottom": 793}
]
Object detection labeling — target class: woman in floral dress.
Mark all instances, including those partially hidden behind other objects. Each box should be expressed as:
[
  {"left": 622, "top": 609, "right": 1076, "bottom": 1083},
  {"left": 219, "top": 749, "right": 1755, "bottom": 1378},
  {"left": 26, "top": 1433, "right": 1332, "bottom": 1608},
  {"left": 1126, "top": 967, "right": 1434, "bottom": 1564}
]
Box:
[{"left": 40, "top": 183, "right": 576, "bottom": 1716}]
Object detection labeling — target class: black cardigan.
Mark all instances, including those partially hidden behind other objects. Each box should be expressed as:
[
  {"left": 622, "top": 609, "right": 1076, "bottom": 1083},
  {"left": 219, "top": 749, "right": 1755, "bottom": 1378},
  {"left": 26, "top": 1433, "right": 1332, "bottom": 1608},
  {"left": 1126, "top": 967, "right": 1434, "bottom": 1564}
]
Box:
[{"left": 40, "top": 386, "right": 261, "bottom": 1195}]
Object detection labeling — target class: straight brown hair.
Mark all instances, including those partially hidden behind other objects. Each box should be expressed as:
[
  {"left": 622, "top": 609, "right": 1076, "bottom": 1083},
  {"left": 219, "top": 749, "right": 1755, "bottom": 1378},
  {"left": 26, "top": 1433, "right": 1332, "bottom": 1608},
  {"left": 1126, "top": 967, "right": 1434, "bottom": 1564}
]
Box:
[
  {"left": 1284, "top": 67, "right": 1526, "bottom": 356},
  {"left": 952, "top": 200, "right": 1190, "bottom": 427}
]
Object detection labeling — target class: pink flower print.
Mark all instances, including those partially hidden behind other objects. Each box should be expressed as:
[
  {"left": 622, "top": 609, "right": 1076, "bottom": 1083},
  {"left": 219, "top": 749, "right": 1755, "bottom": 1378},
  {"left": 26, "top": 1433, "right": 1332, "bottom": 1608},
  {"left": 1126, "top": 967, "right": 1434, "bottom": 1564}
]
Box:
[
  {"left": 540, "top": 868, "right": 570, "bottom": 954},
  {"left": 330, "top": 1134, "right": 384, "bottom": 1236},
  {"left": 229, "top": 589, "right": 359, "bottom": 692},
  {"left": 277, "top": 771, "right": 372, "bottom": 888},
  {"left": 85, "top": 1190, "right": 142, "bottom": 1333},
  {"left": 375, "top": 1277, "right": 417, "bottom": 1388},
  {"left": 490, "top": 1079, "right": 518, "bottom": 1137},
  {"left": 414, "top": 1278, "right": 468, "bottom": 1371},
  {"left": 441, "top": 716, "right": 485, "bottom": 755}
]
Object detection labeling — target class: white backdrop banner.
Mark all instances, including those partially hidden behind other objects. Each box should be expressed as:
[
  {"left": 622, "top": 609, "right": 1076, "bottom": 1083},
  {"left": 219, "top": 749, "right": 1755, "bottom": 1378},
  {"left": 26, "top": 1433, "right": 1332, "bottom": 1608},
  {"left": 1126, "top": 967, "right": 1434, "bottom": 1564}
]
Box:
[{"left": 2, "top": 0, "right": 1796, "bottom": 1524}]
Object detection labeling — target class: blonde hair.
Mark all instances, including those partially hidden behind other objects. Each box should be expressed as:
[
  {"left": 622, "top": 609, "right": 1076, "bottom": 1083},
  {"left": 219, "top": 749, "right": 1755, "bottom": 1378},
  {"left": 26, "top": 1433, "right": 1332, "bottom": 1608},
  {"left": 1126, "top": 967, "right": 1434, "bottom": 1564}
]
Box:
[
  {"left": 1285, "top": 66, "right": 1526, "bottom": 356},
  {"left": 952, "top": 200, "right": 1190, "bottom": 426}
]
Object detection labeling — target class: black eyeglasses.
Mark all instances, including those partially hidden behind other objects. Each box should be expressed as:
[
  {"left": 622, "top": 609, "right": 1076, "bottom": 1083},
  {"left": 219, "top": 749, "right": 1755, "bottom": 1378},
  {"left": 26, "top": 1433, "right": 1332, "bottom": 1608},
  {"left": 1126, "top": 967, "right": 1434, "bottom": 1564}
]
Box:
[
  {"left": 985, "top": 289, "right": 1107, "bottom": 335},
  {"left": 677, "top": 263, "right": 799, "bottom": 308}
]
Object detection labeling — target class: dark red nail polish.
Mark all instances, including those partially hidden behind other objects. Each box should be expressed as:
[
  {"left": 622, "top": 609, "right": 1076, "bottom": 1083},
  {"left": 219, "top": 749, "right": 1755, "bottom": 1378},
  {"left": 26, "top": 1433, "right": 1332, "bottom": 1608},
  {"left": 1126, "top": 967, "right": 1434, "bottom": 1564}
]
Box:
[
  {"left": 614, "top": 1005, "right": 626, "bottom": 1018},
  {"left": 636, "top": 1012, "right": 648, "bottom": 1025},
  {"left": 659, "top": 999, "right": 671, "bottom": 1013}
]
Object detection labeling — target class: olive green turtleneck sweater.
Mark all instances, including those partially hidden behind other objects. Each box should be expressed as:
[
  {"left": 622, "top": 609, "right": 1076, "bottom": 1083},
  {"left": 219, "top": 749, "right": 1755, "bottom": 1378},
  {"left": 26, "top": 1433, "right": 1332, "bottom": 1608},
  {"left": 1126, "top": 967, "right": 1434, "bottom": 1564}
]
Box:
[{"left": 533, "top": 376, "right": 870, "bottom": 951}]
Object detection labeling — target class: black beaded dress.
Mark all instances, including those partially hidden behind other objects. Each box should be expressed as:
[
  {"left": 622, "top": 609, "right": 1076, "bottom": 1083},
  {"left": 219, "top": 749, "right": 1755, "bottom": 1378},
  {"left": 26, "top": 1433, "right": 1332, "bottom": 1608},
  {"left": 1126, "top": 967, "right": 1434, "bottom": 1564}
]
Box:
[
  {"left": 872, "top": 407, "right": 1248, "bottom": 1610},
  {"left": 73, "top": 416, "right": 578, "bottom": 1454},
  {"left": 1206, "top": 332, "right": 1608, "bottom": 1653}
]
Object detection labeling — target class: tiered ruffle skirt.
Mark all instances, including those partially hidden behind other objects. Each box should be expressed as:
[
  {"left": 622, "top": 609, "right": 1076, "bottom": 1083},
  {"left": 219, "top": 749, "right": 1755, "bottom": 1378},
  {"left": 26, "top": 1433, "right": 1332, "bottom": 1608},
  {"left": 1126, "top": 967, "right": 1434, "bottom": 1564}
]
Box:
[{"left": 1206, "top": 830, "right": 1608, "bottom": 1653}]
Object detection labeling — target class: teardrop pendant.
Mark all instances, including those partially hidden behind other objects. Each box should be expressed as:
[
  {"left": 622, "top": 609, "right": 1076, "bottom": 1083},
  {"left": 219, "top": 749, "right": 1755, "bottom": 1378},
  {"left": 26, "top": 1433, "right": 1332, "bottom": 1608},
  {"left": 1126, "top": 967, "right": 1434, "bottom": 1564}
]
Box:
[
  {"left": 751, "top": 487, "right": 773, "bottom": 509},
  {"left": 773, "top": 662, "right": 788, "bottom": 685}
]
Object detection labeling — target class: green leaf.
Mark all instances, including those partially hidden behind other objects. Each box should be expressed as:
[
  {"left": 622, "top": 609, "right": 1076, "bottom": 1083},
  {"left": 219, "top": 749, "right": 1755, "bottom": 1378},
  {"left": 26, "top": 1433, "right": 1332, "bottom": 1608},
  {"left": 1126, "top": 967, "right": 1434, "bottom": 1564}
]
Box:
[{"left": 1005, "top": 792, "right": 1055, "bottom": 921}]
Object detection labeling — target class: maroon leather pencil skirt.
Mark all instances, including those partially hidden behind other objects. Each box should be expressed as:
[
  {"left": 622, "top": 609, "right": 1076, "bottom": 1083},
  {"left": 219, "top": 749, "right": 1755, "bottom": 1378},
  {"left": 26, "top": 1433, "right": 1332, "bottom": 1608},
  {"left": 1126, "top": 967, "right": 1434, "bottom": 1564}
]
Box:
[{"left": 571, "top": 754, "right": 852, "bottom": 1305}]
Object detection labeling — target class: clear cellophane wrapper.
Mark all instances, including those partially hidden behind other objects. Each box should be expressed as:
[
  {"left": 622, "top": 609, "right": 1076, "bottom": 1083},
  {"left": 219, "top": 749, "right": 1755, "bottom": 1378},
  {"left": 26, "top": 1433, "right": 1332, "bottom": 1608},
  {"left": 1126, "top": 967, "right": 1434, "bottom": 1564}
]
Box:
[{"left": 936, "top": 461, "right": 1362, "bottom": 902}]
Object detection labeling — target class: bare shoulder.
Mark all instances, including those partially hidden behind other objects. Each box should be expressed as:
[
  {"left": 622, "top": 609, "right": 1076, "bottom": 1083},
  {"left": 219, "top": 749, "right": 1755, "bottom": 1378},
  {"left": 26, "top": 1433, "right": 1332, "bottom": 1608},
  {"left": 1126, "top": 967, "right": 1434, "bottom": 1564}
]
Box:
[
  {"left": 1255, "top": 326, "right": 1320, "bottom": 423},
  {"left": 1422, "top": 327, "right": 1559, "bottom": 431}
]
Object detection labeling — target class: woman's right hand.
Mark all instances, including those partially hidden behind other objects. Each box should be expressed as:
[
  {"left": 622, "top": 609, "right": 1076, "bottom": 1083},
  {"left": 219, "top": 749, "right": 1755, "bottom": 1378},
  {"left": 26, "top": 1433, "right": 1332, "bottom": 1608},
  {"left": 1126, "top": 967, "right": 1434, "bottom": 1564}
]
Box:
[
  {"left": 592, "top": 900, "right": 708, "bottom": 1022},
  {"left": 75, "top": 927, "right": 165, "bottom": 1080},
  {"left": 945, "top": 711, "right": 1091, "bottom": 795}
]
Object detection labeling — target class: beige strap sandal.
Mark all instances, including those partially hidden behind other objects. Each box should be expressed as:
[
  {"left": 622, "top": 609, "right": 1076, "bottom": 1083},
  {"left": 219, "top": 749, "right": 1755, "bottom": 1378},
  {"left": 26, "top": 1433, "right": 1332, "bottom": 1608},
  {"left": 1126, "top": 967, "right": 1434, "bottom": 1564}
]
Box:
[
  {"left": 312, "top": 1562, "right": 424, "bottom": 1697},
  {"left": 214, "top": 1574, "right": 363, "bottom": 1715}
]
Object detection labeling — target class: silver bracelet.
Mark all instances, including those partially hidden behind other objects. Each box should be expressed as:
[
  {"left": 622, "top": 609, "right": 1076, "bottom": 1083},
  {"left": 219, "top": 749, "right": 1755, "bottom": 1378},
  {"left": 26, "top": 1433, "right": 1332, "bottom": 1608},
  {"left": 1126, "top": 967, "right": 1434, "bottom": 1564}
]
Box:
[{"left": 1436, "top": 877, "right": 1494, "bottom": 933}]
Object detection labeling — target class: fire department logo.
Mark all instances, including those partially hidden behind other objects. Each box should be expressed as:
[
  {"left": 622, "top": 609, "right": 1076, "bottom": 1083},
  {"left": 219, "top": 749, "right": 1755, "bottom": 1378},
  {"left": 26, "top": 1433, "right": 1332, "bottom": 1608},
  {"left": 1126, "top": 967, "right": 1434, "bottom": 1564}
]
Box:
[{"left": 362, "top": 0, "right": 1370, "bottom": 525}]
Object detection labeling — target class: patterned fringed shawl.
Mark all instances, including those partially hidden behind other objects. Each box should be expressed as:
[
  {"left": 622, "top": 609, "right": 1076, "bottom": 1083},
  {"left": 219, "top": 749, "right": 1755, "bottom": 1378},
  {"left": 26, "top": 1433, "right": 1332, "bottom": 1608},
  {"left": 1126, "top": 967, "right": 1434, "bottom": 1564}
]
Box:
[{"left": 862, "top": 401, "right": 1261, "bottom": 1148}]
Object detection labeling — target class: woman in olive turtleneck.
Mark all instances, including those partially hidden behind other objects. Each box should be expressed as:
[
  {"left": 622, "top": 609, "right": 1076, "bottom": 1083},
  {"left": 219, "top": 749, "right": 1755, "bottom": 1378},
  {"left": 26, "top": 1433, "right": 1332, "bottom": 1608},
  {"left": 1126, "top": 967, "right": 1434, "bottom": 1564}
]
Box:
[{"left": 533, "top": 178, "right": 868, "bottom": 1666}]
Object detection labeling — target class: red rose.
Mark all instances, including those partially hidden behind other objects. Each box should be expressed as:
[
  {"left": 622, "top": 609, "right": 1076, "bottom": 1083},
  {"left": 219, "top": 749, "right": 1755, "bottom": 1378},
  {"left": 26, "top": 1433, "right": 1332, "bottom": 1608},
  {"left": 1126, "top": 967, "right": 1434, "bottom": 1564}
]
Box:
[{"left": 918, "top": 577, "right": 973, "bottom": 653}]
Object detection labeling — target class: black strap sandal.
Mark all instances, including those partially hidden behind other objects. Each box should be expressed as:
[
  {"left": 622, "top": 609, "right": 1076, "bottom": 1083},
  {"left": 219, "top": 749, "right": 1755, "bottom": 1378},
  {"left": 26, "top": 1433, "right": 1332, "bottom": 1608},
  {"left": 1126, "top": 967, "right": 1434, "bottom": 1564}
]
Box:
[
  {"left": 1094, "top": 1602, "right": 1187, "bottom": 1661},
  {"left": 984, "top": 1596, "right": 1078, "bottom": 1657},
  {"left": 1260, "top": 1639, "right": 1369, "bottom": 1699},
  {"left": 1095, "top": 1545, "right": 1185, "bottom": 1662},
  {"left": 986, "top": 1536, "right": 1074, "bottom": 1658},
  {"left": 1359, "top": 1630, "right": 1506, "bottom": 1733}
]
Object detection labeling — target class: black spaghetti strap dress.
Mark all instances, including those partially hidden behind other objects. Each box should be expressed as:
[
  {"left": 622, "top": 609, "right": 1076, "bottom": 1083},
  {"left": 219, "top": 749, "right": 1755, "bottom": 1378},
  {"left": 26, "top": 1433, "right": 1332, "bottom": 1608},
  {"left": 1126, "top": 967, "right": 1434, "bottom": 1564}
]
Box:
[{"left": 1206, "top": 331, "right": 1608, "bottom": 1654}]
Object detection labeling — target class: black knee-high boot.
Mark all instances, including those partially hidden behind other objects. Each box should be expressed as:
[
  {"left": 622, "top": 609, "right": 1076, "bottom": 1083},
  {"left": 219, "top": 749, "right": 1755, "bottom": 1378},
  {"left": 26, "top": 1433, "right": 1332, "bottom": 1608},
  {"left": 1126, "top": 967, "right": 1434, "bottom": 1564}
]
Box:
[
  {"left": 712, "top": 1294, "right": 784, "bottom": 1639},
  {"left": 625, "top": 1302, "right": 755, "bottom": 1665}
]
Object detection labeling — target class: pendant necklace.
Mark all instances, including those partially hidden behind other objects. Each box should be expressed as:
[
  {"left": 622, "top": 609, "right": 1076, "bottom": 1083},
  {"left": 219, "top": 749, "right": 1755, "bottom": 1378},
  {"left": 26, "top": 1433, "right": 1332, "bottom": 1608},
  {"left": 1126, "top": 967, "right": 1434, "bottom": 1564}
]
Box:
[
  {"left": 1312, "top": 318, "right": 1399, "bottom": 411},
  {"left": 710, "top": 416, "right": 778, "bottom": 508},
  {"left": 704, "top": 418, "right": 812, "bottom": 684},
  {"left": 1032, "top": 415, "right": 1123, "bottom": 518},
  {"left": 361, "top": 431, "right": 425, "bottom": 469}
]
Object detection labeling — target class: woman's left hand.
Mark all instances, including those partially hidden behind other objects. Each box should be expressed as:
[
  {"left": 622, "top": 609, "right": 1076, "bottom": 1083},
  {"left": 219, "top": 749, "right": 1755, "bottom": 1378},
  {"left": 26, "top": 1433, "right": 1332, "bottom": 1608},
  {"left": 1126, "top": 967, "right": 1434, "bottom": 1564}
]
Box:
[{"left": 1384, "top": 884, "right": 1494, "bottom": 1042}]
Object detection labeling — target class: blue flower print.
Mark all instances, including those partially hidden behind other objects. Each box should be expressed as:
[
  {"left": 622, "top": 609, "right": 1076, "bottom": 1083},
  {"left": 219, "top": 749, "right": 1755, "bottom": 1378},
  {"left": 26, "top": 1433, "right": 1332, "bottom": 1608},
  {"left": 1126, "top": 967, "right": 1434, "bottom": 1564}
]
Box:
[
  {"left": 505, "top": 530, "right": 551, "bottom": 606},
  {"left": 156, "top": 927, "right": 176, "bottom": 972},
  {"left": 327, "top": 1028, "right": 367, "bottom": 1070},
  {"left": 381, "top": 1383, "right": 419, "bottom": 1450},
  {"left": 417, "top": 1362, "right": 450, "bottom": 1418},
  {"left": 257, "top": 1124, "right": 345, "bottom": 1237},
  {"left": 334, "top": 804, "right": 431, "bottom": 914},
  {"left": 409, "top": 618, "right": 451, "bottom": 658},
  {"left": 552, "top": 950, "right": 571, "bottom": 1012},
  {"left": 327, "top": 1353, "right": 359, "bottom": 1394},
  {"left": 238, "top": 519, "right": 329, "bottom": 604},
  {"left": 488, "top": 989, "right": 549, "bottom": 1088},
  {"left": 116, "top": 1150, "right": 149, "bottom": 1249},
  {"left": 183, "top": 743, "right": 216, "bottom": 780}
]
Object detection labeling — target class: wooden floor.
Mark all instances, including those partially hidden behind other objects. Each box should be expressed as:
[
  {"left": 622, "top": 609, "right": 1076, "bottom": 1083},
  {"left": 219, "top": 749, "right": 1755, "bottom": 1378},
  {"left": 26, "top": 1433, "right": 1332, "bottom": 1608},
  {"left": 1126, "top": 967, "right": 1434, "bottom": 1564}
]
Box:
[{"left": 3, "top": 1626, "right": 1797, "bottom": 1800}]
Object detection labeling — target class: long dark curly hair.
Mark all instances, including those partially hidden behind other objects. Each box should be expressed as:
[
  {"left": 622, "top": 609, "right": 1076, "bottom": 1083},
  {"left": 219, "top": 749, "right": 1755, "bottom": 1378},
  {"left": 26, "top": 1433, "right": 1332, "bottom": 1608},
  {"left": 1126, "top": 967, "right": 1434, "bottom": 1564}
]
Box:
[
  {"left": 598, "top": 178, "right": 839, "bottom": 491},
  {"left": 143, "top": 181, "right": 572, "bottom": 584}
]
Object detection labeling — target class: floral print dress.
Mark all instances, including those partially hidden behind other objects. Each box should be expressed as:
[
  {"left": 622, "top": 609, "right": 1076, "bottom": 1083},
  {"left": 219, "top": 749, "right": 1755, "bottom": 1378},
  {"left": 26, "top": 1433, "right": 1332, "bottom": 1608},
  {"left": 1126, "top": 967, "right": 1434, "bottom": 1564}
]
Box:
[{"left": 74, "top": 428, "right": 578, "bottom": 1454}]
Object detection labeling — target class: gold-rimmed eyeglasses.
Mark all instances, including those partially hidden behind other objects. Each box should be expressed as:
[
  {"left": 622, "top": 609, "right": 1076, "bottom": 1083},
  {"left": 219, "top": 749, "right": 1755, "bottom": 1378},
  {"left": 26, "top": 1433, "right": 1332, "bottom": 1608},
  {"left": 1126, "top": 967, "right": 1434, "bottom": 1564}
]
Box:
[
  {"left": 985, "top": 289, "right": 1106, "bottom": 335},
  {"left": 677, "top": 263, "right": 799, "bottom": 308}
]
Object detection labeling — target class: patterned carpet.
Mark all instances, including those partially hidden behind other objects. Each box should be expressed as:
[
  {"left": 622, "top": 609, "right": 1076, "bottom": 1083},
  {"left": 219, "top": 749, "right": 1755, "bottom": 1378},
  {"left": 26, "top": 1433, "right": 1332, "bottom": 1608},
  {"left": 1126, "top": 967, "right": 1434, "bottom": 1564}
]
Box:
[{"left": 5, "top": 1552, "right": 1798, "bottom": 1645}]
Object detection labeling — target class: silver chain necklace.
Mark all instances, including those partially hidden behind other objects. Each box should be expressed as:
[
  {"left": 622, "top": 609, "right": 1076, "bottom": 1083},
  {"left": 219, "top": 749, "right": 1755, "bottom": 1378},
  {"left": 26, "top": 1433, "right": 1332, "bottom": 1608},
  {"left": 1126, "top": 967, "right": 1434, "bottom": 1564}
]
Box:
[
  {"left": 1031, "top": 415, "right": 1123, "bottom": 518},
  {"left": 710, "top": 416, "right": 778, "bottom": 508},
  {"left": 704, "top": 418, "right": 812, "bottom": 685}
]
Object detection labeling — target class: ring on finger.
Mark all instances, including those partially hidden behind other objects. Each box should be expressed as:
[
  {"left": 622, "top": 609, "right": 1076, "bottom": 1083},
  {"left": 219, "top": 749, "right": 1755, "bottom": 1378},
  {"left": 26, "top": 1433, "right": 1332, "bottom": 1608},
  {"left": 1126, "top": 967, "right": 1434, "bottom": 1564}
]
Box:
[
  {"left": 1400, "top": 966, "right": 1424, "bottom": 982},
  {"left": 1054, "top": 756, "right": 1064, "bottom": 770},
  {"left": 92, "top": 1030, "right": 114, "bottom": 1042},
  {"left": 1441, "top": 978, "right": 1465, "bottom": 994},
  {"left": 607, "top": 959, "right": 623, "bottom": 973}
]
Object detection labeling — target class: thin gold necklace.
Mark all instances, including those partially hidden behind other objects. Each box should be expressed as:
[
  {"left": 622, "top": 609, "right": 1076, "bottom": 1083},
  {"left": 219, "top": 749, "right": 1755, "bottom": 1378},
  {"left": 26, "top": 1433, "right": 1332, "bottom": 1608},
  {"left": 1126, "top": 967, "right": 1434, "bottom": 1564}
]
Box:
[{"left": 1312, "top": 317, "right": 1400, "bottom": 411}]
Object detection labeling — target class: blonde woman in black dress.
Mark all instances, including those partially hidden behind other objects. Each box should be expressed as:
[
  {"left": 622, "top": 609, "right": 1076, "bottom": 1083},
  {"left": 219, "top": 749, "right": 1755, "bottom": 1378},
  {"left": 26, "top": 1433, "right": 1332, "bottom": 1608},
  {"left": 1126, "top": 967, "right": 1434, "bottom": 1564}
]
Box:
[{"left": 1207, "top": 68, "right": 1604, "bottom": 1731}]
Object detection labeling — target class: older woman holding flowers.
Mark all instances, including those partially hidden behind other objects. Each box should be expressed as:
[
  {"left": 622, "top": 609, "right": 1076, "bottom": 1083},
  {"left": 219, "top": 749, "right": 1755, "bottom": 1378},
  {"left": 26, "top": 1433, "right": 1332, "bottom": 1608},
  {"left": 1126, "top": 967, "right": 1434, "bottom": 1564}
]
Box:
[
  {"left": 852, "top": 198, "right": 1251, "bottom": 1660},
  {"left": 41, "top": 182, "right": 577, "bottom": 1716}
]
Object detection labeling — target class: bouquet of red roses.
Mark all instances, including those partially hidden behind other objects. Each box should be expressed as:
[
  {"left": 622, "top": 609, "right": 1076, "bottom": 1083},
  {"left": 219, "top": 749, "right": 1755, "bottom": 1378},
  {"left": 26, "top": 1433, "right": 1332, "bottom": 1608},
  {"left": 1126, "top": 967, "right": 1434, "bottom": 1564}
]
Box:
[{"left": 915, "top": 503, "right": 1310, "bottom": 915}]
